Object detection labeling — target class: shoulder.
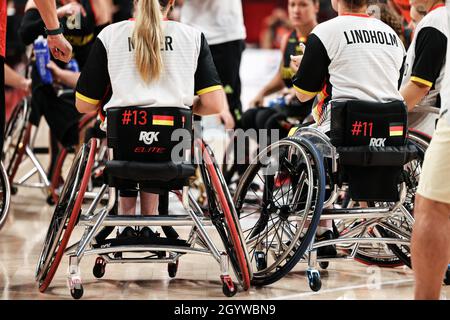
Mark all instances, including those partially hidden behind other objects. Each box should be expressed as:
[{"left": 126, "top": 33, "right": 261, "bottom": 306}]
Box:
[
  {"left": 97, "top": 20, "right": 132, "bottom": 43},
  {"left": 164, "top": 20, "right": 202, "bottom": 38},
  {"left": 311, "top": 17, "right": 341, "bottom": 39},
  {"left": 417, "top": 7, "right": 448, "bottom": 37}
]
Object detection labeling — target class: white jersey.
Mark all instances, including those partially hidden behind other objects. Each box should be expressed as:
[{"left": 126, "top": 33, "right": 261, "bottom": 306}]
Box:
[
  {"left": 401, "top": 5, "right": 448, "bottom": 109},
  {"left": 293, "top": 14, "right": 406, "bottom": 131},
  {"left": 180, "top": 0, "right": 246, "bottom": 45},
  {"left": 76, "top": 20, "right": 222, "bottom": 111},
  {"left": 440, "top": 3, "right": 450, "bottom": 125}
]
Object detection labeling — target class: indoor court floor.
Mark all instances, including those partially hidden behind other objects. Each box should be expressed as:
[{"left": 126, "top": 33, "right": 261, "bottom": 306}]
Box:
[
  {"left": 1, "top": 188, "right": 449, "bottom": 300},
  {"left": 1, "top": 49, "right": 449, "bottom": 300}
]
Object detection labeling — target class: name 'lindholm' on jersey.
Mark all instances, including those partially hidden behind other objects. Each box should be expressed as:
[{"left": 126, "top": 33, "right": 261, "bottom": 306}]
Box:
[{"left": 344, "top": 30, "right": 399, "bottom": 47}]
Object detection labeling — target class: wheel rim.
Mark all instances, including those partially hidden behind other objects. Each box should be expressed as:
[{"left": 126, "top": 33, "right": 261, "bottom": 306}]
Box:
[
  {"left": 36, "top": 139, "right": 97, "bottom": 291},
  {"left": 234, "top": 138, "right": 324, "bottom": 282}
]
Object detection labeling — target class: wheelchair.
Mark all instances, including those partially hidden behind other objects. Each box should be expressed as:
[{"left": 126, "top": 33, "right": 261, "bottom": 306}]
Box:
[
  {"left": 2, "top": 96, "right": 98, "bottom": 204},
  {"left": 233, "top": 100, "right": 428, "bottom": 290},
  {"left": 35, "top": 106, "right": 252, "bottom": 299},
  {"left": 0, "top": 162, "right": 11, "bottom": 230}
]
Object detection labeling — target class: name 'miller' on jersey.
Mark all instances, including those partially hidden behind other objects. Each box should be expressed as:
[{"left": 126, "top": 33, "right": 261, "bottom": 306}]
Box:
[{"left": 128, "top": 36, "right": 174, "bottom": 52}]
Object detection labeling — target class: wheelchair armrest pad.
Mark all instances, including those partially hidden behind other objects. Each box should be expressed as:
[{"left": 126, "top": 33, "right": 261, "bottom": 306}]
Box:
[
  {"left": 337, "top": 145, "right": 418, "bottom": 167},
  {"left": 105, "top": 160, "right": 196, "bottom": 182}
]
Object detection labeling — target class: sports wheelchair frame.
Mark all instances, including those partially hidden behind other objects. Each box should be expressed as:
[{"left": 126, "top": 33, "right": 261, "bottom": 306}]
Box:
[
  {"left": 233, "top": 101, "right": 431, "bottom": 291},
  {"left": 35, "top": 106, "right": 251, "bottom": 299}
]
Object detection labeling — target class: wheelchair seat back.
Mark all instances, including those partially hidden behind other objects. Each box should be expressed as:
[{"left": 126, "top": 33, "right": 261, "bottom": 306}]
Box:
[
  {"left": 105, "top": 106, "right": 195, "bottom": 191},
  {"left": 330, "top": 100, "right": 417, "bottom": 202}
]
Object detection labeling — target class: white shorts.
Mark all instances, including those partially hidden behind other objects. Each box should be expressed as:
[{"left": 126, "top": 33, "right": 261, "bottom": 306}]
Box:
[{"left": 417, "top": 119, "right": 450, "bottom": 204}]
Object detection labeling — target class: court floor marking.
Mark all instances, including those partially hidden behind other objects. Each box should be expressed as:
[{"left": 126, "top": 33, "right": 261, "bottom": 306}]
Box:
[{"left": 269, "top": 278, "right": 415, "bottom": 300}]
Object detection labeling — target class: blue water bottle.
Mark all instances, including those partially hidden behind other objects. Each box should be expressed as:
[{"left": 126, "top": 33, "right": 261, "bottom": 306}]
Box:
[
  {"left": 34, "top": 36, "right": 53, "bottom": 84},
  {"left": 66, "top": 59, "right": 80, "bottom": 72}
]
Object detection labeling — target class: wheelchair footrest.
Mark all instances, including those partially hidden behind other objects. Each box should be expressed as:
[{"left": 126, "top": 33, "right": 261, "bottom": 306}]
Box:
[{"left": 93, "top": 237, "right": 190, "bottom": 249}]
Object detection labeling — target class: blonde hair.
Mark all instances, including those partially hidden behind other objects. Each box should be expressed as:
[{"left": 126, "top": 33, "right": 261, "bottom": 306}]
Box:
[{"left": 132, "top": 0, "right": 169, "bottom": 83}]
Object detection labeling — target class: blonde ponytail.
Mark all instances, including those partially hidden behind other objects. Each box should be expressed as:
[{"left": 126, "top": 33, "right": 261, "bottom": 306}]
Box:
[{"left": 132, "top": 0, "right": 165, "bottom": 83}]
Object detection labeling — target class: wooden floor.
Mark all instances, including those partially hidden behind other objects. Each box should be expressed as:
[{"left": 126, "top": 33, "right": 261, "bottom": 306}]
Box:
[{"left": 1, "top": 176, "right": 449, "bottom": 300}]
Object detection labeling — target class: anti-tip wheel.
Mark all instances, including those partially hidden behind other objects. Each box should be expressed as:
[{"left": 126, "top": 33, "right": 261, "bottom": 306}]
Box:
[
  {"left": 93, "top": 257, "right": 106, "bottom": 279},
  {"left": 70, "top": 286, "right": 84, "bottom": 300},
  {"left": 255, "top": 251, "right": 267, "bottom": 271},
  {"left": 222, "top": 282, "right": 237, "bottom": 297},
  {"left": 11, "top": 186, "right": 18, "bottom": 195},
  {"left": 307, "top": 270, "right": 322, "bottom": 292},
  {"left": 46, "top": 195, "right": 56, "bottom": 206},
  {"left": 319, "top": 261, "right": 329, "bottom": 270},
  {"left": 444, "top": 267, "right": 450, "bottom": 286},
  {"left": 168, "top": 261, "right": 179, "bottom": 278}
]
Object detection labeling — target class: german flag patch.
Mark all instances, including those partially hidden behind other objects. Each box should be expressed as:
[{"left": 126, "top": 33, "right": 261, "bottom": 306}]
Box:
[
  {"left": 389, "top": 123, "right": 404, "bottom": 137},
  {"left": 153, "top": 115, "right": 174, "bottom": 126}
]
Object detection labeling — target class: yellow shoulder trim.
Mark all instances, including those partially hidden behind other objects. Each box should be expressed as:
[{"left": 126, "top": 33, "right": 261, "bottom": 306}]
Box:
[
  {"left": 410, "top": 76, "right": 433, "bottom": 88},
  {"left": 76, "top": 92, "right": 100, "bottom": 105},
  {"left": 293, "top": 85, "right": 320, "bottom": 96},
  {"left": 197, "top": 85, "right": 223, "bottom": 96}
]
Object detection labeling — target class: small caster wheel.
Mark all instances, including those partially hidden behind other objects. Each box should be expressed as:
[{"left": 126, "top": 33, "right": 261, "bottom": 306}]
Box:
[
  {"left": 168, "top": 261, "right": 179, "bottom": 278},
  {"left": 319, "top": 261, "right": 329, "bottom": 270},
  {"left": 93, "top": 257, "right": 106, "bottom": 279},
  {"left": 70, "top": 286, "right": 84, "bottom": 299},
  {"left": 221, "top": 275, "right": 237, "bottom": 297},
  {"left": 444, "top": 266, "right": 450, "bottom": 285},
  {"left": 307, "top": 270, "right": 322, "bottom": 292},
  {"left": 46, "top": 195, "right": 56, "bottom": 205},
  {"left": 11, "top": 186, "right": 18, "bottom": 195},
  {"left": 255, "top": 251, "right": 267, "bottom": 271}
]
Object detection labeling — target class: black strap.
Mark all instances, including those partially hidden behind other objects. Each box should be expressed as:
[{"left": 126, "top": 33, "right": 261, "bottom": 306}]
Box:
[{"left": 44, "top": 23, "right": 64, "bottom": 36}]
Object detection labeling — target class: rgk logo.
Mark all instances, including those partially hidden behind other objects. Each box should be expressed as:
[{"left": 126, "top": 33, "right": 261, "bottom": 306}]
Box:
[
  {"left": 369, "top": 138, "right": 386, "bottom": 147},
  {"left": 139, "top": 131, "right": 159, "bottom": 145}
]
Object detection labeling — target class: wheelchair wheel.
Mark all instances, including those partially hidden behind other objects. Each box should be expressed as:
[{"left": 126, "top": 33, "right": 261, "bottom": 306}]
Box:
[
  {"left": 2, "top": 99, "right": 31, "bottom": 184},
  {"left": 198, "top": 140, "right": 251, "bottom": 291},
  {"left": 353, "top": 129, "right": 429, "bottom": 268},
  {"left": 36, "top": 139, "right": 97, "bottom": 292},
  {"left": 234, "top": 136, "right": 326, "bottom": 286},
  {"left": 0, "top": 162, "right": 11, "bottom": 230}
]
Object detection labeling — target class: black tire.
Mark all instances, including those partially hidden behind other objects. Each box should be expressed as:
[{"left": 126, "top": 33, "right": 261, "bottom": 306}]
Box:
[
  {"left": 234, "top": 136, "right": 326, "bottom": 286},
  {"left": 308, "top": 272, "right": 322, "bottom": 292},
  {"left": 168, "top": 261, "right": 179, "bottom": 278},
  {"left": 0, "top": 163, "right": 11, "bottom": 230},
  {"left": 319, "top": 262, "right": 329, "bottom": 270},
  {"left": 352, "top": 130, "right": 429, "bottom": 268},
  {"left": 70, "top": 286, "right": 84, "bottom": 300},
  {"left": 3, "top": 99, "right": 29, "bottom": 179},
  {"left": 36, "top": 139, "right": 97, "bottom": 292},
  {"left": 222, "top": 282, "right": 237, "bottom": 297},
  {"left": 93, "top": 257, "right": 106, "bottom": 279},
  {"left": 199, "top": 141, "right": 251, "bottom": 290}
]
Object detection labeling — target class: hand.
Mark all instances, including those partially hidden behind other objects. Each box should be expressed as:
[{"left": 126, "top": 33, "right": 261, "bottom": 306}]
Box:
[
  {"left": 290, "top": 55, "right": 303, "bottom": 73},
  {"left": 47, "top": 61, "right": 63, "bottom": 82},
  {"left": 249, "top": 93, "right": 265, "bottom": 108},
  {"left": 57, "top": 2, "right": 86, "bottom": 18},
  {"left": 18, "top": 79, "right": 32, "bottom": 95},
  {"left": 47, "top": 34, "right": 73, "bottom": 63},
  {"left": 219, "top": 108, "right": 235, "bottom": 130}
]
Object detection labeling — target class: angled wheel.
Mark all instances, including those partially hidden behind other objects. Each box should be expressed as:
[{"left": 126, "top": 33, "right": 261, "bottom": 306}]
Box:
[
  {"left": 234, "top": 136, "right": 326, "bottom": 286},
  {"left": 198, "top": 139, "right": 251, "bottom": 291},
  {"left": 0, "top": 162, "right": 11, "bottom": 230},
  {"left": 35, "top": 139, "right": 97, "bottom": 292},
  {"left": 234, "top": 136, "right": 326, "bottom": 285},
  {"left": 2, "top": 99, "right": 31, "bottom": 185}
]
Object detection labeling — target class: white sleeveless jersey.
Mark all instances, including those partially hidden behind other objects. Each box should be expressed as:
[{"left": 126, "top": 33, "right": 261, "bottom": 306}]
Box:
[
  {"left": 401, "top": 5, "right": 448, "bottom": 109},
  {"left": 76, "top": 20, "right": 221, "bottom": 111}
]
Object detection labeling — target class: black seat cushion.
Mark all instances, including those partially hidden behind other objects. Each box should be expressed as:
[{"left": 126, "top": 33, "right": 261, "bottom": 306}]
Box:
[
  {"left": 105, "top": 160, "right": 195, "bottom": 182},
  {"left": 337, "top": 144, "right": 418, "bottom": 167}
]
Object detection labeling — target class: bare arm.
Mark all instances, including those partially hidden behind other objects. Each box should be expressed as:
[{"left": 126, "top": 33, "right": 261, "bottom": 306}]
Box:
[
  {"left": 32, "top": 0, "right": 73, "bottom": 62},
  {"left": 4, "top": 64, "right": 30, "bottom": 91},
  {"left": 400, "top": 80, "right": 431, "bottom": 111},
  {"left": 193, "top": 89, "right": 225, "bottom": 116}
]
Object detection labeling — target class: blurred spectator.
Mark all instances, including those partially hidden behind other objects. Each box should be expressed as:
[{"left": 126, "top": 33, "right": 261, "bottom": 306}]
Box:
[{"left": 259, "top": 8, "right": 292, "bottom": 49}]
